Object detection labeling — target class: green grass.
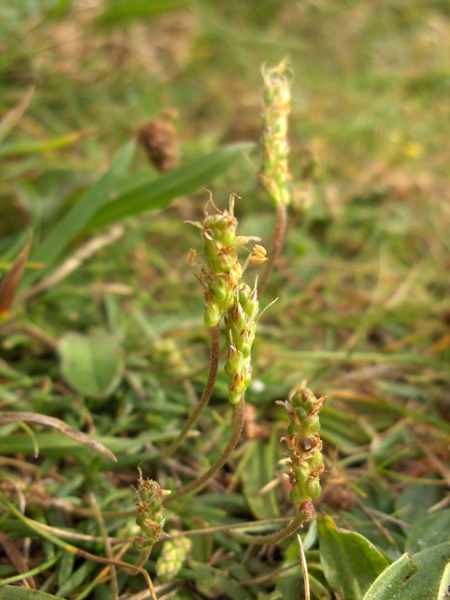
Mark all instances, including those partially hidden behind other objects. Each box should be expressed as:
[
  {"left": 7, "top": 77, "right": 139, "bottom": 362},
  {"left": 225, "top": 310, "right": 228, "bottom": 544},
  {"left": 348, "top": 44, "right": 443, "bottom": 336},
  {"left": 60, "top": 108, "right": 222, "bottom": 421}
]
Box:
[{"left": 0, "top": 1, "right": 449, "bottom": 598}]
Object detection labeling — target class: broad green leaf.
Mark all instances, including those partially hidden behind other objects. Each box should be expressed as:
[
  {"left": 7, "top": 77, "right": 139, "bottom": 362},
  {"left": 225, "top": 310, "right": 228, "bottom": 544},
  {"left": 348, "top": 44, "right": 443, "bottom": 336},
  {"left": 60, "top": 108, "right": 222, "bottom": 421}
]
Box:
[
  {"left": 23, "top": 140, "right": 135, "bottom": 287},
  {"left": 392, "top": 543, "right": 450, "bottom": 600},
  {"left": 405, "top": 509, "right": 450, "bottom": 554},
  {"left": 59, "top": 329, "right": 124, "bottom": 399},
  {"left": 364, "top": 544, "right": 450, "bottom": 600},
  {"left": 0, "top": 587, "right": 61, "bottom": 599},
  {"left": 362, "top": 553, "right": 414, "bottom": 600},
  {"left": 240, "top": 433, "right": 280, "bottom": 520},
  {"left": 85, "top": 142, "right": 255, "bottom": 230},
  {"left": 96, "top": 0, "right": 187, "bottom": 25},
  {"left": 318, "top": 513, "right": 390, "bottom": 600}
]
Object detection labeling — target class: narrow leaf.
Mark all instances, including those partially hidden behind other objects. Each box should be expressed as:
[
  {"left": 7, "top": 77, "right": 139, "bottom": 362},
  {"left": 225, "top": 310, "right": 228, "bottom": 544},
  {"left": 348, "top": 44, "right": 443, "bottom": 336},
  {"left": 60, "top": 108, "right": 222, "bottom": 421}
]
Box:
[
  {"left": 59, "top": 328, "right": 124, "bottom": 399},
  {"left": 0, "top": 587, "right": 62, "bottom": 599},
  {"left": 23, "top": 140, "right": 135, "bottom": 287},
  {"left": 85, "top": 142, "right": 255, "bottom": 230},
  {"left": 0, "top": 412, "right": 117, "bottom": 462},
  {"left": 0, "top": 128, "right": 94, "bottom": 158},
  {"left": 318, "top": 513, "right": 390, "bottom": 600},
  {"left": 96, "top": 0, "right": 187, "bottom": 25}
]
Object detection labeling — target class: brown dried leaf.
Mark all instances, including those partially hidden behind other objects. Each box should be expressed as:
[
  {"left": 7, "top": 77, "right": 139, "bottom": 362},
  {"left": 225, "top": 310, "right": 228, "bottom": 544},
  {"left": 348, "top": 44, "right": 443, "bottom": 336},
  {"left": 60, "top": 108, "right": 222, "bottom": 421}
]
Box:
[
  {"left": 0, "top": 237, "right": 32, "bottom": 317},
  {"left": 0, "top": 411, "right": 117, "bottom": 462},
  {"left": 0, "top": 531, "right": 36, "bottom": 589}
]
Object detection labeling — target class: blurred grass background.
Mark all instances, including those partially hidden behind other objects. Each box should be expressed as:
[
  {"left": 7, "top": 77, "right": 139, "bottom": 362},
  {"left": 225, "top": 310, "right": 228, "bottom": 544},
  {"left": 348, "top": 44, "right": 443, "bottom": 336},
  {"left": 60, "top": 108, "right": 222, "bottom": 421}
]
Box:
[{"left": 0, "top": 0, "right": 449, "bottom": 597}]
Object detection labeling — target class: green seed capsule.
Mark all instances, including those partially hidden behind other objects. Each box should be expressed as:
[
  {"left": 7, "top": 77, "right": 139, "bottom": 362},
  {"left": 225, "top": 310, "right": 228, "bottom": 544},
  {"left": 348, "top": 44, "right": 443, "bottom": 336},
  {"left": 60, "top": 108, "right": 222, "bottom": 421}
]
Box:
[
  {"left": 306, "top": 478, "right": 322, "bottom": 499},
  {"left": 239, "top": 284, "right": 251, "bottom": 307},
  {"left": 204, "top": 302, "right": 221, "bottom": 327},
  {"left": 308, "top": 450, "right": 324, "bottom": 470},
  {"left": 214, "top": 278, "right": 228, "bottom": 302},
  {"left": 294, "top": 463, "right": 310, "bottom": 483},
  {"left": 290, "top": 483, "right": 307, "bottom": 506},
  {"left": 307, "top": 419, "right": 321, "bottom": 434},
  {"left": 294, "top": 405, "right": 310, "bottom": 421}
]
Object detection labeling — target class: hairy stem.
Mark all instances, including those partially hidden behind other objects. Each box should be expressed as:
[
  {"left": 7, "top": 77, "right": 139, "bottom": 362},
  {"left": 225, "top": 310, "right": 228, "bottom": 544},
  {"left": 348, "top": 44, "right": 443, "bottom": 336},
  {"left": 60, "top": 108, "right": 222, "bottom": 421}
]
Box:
[
  {"left": 161, "top": 323, "right": 220, "bottom": 459},
  {"left": 230, "top": 509, "right": 311, "bottom": 546},
  {"left": 259, "top": 202, "right": 287, "bottom": 295},
  {"left": 165, "top": 398, "right": 245, "bottom": 505}
]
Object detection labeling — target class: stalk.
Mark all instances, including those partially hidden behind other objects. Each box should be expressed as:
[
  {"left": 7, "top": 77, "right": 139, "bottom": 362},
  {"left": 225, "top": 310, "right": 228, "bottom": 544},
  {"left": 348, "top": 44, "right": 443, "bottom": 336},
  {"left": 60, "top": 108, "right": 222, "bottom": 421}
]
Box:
[
  {"left": 231, "top": 508, "right": 313, "bottom": 546},
  {"left": 165, "top": 398, "right": 245, "bottom": 504},
  {"left": 161, "top": 323, "right": 220, "bottom": 459}
]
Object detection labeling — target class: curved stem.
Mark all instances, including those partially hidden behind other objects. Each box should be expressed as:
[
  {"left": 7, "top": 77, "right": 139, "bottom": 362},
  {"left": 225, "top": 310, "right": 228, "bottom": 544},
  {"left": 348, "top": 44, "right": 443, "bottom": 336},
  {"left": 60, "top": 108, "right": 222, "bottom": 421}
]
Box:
[
  {"left": 230, "top": 509, "right": 312, "bottom": 546},
  {"left": 161, "top": 323, "right": 221, "bottom": 459},
  {"left": 259, "top": 203, "right": 287, "bottom": 296},
  {"left": 165, "top": 398, "right": 245, "bottom": 505}
]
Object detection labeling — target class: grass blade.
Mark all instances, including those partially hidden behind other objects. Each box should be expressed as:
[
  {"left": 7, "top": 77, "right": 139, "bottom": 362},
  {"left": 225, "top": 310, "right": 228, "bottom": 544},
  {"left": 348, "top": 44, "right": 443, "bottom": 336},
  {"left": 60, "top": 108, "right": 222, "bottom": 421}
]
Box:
[
  {"left": 96, "top": 0, "right": 188, "bottom": 25},
  {"left": 85, "top": 142, "right": 255, "bottom": 230},
  {"left": 23, "top": 140, "right": 135, "bottom": 288}
]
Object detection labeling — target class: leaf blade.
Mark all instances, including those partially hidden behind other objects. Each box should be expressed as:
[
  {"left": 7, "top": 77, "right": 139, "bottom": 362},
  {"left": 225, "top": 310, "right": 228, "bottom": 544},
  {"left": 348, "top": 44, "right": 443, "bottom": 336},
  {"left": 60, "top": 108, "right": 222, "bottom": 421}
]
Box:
[
  {"left": 59, "top": 328, "right": 124, "bottom": 399},
  {"left": 318, "top": 513, "right": 390, "bottom": 600},
  {"left": 85, "top": 142, "right": 255, "bottom": 230}
]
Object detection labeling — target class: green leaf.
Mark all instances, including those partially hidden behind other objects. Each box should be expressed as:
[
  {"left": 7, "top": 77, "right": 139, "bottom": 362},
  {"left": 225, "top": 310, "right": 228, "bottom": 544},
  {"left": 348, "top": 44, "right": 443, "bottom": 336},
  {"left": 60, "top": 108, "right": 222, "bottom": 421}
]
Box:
[
  {"left": 405, "top": 509, "right": 450, "bottom": 554},
  {"left": 0, "top": 587, "right": 61, "bottom": 599},
  {"left": 96, "top": 0, "right": 188, "bottom": 25},
  {"left": 59, "top": 328, "right": 124, "bottom": 399},
  {"left": 0, "top": 432, "right": 145, "bottom": 458},
  {"left": 395, "top": 481, "right": 444, "bottom": 534},
  {"left": 240, "top": 433, "right": 280, "bottom": 520},
  {"left": 362, "top": 553, "right": 415, "bottom": 600},
  {"left": 318, "top": 513, "right": 390, "bottom": 600},
  {"left": 24, "top": 140, "right": 135, "bottom": 287},
  {"left": 364, "top": 543, "right": 450, "bottom": 600},
  {"left": 56, "top": 560, "right": 96, "bottom": 597},
  {"left": 0, "top": 130, "right": 93, "bottom": 159},
  {"left": 308, "top": 573, "right": 333, "bottom": 600},
  {"left": 85, "top": 142, "right": 255, "bottom": 230},
  {"left": 438, "top": 560, "right": 450, "bottom": 600}
]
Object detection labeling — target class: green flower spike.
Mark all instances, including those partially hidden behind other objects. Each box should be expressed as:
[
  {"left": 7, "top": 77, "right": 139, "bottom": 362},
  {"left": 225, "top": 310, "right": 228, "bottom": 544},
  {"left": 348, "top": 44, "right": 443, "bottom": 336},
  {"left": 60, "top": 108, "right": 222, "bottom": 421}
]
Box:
[
  {"left": 259, "top": 60, "right": 292, "bottom": 208},
  {"left": 277, "top": 382, "right": 325, "bottom": 516},
  {"left": 133, "top": 468, "right": 170, "bottom": 551},
  {"left": 187, "top": 194, "right": 265, "bottom": 329},
  {"left": 224, "top": 280, "right": 260, "bottom": 404}
]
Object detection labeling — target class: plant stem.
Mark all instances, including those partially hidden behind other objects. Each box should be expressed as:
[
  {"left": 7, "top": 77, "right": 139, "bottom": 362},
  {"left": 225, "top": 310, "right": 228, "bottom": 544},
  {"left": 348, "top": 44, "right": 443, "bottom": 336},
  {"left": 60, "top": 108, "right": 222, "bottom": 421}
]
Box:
[
  {"left": 165, "top": 397, "right": 245, "bottom": 504},
  {"left": 230, "top": 509, "right": 311, "bottom": 546},
  {"left": 259, "top": 202, "right": 287, "bottom": 296},
  {"left": 161, "top": 323, "right": 220, "bottom": 459}
]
